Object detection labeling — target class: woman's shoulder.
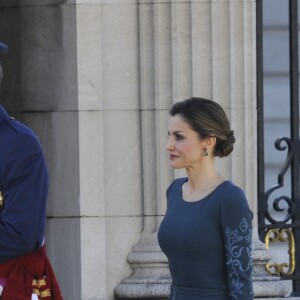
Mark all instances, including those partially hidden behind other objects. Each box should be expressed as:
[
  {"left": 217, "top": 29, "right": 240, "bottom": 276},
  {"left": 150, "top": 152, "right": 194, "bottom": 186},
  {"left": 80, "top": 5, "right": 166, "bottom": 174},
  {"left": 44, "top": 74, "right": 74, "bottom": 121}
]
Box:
[
  {"left": 166, "top": 177, "right": 187, "bottom": 196},
  {"left": 218, "top": 180, "right": 252, "bottom": 212},
  {"left": 169, "top": 177, "right": 187, "bottom": 188},
  {"left": 173, "top": 177, "right": 187, "bottom": 185},
  {"left": 218, "top": 180, "right": 246, "bottom": 197}
]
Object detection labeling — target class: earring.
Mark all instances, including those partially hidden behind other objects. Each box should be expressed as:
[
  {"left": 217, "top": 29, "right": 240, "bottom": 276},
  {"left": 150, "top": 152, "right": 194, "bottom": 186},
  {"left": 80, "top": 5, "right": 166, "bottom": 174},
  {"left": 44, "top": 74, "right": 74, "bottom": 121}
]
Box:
[{"left": 203, "top": 148, "right": 208, "bottom": 156}]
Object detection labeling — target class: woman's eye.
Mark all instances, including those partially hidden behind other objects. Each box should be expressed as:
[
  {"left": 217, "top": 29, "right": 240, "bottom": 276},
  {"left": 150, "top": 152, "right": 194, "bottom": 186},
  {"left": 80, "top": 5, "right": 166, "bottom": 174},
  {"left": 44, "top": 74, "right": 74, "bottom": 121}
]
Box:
[{"left": 175, "top": 135, "right": 184, "bottom": 141}]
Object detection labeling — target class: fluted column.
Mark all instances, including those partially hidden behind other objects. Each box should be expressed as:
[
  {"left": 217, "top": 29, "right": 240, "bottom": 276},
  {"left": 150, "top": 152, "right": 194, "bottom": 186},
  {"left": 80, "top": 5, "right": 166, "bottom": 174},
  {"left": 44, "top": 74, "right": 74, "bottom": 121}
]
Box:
[
  {"left": 116, "top": 0, "right": 289, "bottom": 299},
  {"left": 115, "top": 1, "right": 174, "bottom": 298}
]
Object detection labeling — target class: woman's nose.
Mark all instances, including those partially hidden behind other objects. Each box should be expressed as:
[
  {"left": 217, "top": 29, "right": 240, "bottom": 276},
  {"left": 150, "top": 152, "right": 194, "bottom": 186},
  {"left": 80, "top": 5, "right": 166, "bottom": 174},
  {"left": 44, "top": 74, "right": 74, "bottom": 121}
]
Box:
[{"left": 166, "top": 137, "right": 175, "bottom": 151}]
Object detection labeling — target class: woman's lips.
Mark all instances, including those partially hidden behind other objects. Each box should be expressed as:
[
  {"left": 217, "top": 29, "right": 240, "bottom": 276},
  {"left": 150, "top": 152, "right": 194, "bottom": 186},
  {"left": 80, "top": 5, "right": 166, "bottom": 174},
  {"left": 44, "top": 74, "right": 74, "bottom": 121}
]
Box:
[{"left": 169, "top": 154, "right": 179, "bottom": 160}]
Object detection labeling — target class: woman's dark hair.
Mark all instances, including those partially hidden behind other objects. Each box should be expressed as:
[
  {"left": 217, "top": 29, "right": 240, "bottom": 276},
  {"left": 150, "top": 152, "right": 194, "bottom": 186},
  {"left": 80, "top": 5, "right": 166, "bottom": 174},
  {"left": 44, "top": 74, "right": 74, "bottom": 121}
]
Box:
[{"left": 170, "top": 97, "right": 235, "bottom": 157}]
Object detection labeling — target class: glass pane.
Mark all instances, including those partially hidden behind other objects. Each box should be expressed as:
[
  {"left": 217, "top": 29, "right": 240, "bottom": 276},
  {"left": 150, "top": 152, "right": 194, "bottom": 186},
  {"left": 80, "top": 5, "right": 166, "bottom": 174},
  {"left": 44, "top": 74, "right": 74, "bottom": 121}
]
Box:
[
  {"left": 262, "top": 0, "right": 293, "bottom": 291},
  {"left": 263, "top": 0, "right": 291, "bottom": 224}
]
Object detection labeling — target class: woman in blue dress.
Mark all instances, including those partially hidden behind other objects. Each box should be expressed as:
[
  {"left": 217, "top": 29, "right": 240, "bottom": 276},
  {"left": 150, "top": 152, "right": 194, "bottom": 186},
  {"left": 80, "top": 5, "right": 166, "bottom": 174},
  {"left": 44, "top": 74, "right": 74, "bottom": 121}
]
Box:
[{"left": 158, "top": 98, "right": 253, "bottom": 300}]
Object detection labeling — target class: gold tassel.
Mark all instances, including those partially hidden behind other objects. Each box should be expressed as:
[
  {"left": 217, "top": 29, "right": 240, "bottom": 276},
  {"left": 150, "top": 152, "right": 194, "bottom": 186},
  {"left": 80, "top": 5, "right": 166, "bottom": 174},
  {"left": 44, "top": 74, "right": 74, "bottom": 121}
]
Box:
[{"left": 0, "top": 192, "right": 4, "bottom": 207}]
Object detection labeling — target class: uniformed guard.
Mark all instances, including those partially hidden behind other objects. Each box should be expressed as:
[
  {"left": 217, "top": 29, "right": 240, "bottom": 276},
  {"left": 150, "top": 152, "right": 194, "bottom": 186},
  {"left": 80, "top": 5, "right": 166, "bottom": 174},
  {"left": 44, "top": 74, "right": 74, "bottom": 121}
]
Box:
[{"left": 0, "top": 41, "right": 63, "bottom": 299}]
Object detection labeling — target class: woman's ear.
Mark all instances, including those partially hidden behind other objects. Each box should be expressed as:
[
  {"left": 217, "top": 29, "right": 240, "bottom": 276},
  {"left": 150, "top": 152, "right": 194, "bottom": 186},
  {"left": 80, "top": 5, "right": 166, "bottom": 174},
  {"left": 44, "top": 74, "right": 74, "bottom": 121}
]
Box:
[{"left": 205, "top": 136, "right": 217, "bottom": 147}]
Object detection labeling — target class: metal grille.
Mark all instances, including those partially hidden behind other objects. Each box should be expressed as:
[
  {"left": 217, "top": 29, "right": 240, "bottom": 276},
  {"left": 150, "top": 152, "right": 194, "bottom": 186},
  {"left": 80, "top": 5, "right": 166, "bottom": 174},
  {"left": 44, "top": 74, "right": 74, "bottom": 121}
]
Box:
[{"left": 257, "top": 0, "right": 300, "bottom": 295}]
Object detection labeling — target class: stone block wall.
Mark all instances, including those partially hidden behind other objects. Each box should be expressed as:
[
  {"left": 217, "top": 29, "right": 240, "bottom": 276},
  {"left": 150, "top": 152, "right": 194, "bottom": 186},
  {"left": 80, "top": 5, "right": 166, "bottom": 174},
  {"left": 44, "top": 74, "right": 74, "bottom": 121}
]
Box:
[
  {"left": 0, "top": 1, "right": 144, "bottom": 299},
  {"left": 1, "top": 1, "right": 294, "bottom": 299}
]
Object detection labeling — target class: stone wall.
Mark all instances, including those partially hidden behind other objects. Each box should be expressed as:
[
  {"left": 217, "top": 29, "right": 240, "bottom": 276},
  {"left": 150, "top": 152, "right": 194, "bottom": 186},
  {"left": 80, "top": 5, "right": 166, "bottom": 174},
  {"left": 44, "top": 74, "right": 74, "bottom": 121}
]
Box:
[
  {"left": 0, "top": 0, "right": 295, "bottom": 299},
  {"left": 1, "top": 1, "right": 143, "bottom": 299}
]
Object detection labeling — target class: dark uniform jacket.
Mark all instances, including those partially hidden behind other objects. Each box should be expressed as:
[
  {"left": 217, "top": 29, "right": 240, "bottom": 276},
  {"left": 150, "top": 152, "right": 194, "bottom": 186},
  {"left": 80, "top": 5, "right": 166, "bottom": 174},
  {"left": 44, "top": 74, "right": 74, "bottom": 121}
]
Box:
[
  {"left": 0, "top": 106, "right": 63, "bottom": 299},
  {"left": 0, "top": 105, "right": 48, "bottom": 262}
]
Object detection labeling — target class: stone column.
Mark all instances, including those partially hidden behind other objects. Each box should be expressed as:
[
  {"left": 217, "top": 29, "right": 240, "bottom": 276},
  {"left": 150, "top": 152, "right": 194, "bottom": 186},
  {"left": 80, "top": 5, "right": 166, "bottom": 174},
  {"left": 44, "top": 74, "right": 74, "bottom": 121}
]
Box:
[
  {"left": 115, "top": 1, "right": 174, "bottom": 298},
  {"left": 17, "top": 2, "right": 82, "bottom": 299},
  {"left": 116, "top": 0, "right": 290, "bottom": 299}
]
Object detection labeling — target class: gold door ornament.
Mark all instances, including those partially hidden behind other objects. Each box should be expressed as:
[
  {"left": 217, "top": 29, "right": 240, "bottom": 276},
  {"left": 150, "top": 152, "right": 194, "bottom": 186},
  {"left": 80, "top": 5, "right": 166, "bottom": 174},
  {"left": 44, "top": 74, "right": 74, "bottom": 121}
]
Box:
[
  {"left": 0, "top": 192, "right": 4, "bottom": 207},
  {"left": 265, "top": 228, "right": 295, "bottom": 276}
]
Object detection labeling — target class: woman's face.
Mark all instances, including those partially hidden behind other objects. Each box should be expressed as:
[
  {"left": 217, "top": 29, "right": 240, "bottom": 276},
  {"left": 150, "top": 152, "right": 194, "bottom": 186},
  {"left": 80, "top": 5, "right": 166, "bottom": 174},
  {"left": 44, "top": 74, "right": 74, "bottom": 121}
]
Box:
[{"left": 166, "top": 115, "right": 206, "bottom": 169}]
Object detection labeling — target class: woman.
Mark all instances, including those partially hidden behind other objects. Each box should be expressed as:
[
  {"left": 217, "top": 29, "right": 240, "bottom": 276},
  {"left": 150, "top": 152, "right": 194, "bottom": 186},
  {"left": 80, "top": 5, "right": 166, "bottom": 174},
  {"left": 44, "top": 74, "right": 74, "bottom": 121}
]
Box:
[{"left": 158, "top": 97, "right": 253, "bottom": 299}]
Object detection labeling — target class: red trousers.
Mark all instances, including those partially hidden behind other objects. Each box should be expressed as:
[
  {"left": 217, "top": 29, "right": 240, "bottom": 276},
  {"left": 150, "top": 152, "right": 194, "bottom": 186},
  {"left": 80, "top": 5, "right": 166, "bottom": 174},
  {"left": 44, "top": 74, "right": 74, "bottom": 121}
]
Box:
[{"left": 0, "top": 246, "right": 63, "bottom": 300}]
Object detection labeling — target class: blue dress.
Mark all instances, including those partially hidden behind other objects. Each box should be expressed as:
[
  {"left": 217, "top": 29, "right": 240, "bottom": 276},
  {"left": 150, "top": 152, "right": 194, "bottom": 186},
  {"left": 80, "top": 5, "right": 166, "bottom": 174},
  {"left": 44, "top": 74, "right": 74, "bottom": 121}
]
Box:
[{"left": 157, "top": 178, "right": 253, "bottom": 300}]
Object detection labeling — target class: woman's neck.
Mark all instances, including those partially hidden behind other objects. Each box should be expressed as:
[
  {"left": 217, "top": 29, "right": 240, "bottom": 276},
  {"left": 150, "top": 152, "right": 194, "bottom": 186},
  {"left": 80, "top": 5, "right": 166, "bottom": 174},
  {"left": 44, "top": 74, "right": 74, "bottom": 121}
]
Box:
[
  {"left": 183, "top": 162, "right": 225, "bottom": 202},
  {"left": 186, "top": 160, "right": 223, "bottom": 185}
]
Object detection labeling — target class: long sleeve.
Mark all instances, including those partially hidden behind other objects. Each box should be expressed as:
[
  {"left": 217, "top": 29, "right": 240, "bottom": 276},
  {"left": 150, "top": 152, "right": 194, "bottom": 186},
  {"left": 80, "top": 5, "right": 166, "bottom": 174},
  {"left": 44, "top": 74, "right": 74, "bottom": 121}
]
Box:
[
  {"left": 220, "top": 186, "right": 253, "bottom": 299},
  {"left": 0, "top": 131, "right": 48, "bottom": 262}
]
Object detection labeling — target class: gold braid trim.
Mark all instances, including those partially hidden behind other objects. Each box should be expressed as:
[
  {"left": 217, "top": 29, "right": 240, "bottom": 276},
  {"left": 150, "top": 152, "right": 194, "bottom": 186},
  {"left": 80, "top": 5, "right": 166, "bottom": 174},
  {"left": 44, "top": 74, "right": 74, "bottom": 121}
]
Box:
[
  {"left": 32, "top": 278, "right": 52, "bottom": 298},
  {"left": 0, "top": 192, "right": 4, "bottom": 207},
  {"left": 37, "top": 278, "right": 47, "bottom": 288},
  {"left": 40, "top": 289, "right": 51, "bottom": 298},
  {"left": 32, "top": 288, "right": 40, "bottom": 296}
]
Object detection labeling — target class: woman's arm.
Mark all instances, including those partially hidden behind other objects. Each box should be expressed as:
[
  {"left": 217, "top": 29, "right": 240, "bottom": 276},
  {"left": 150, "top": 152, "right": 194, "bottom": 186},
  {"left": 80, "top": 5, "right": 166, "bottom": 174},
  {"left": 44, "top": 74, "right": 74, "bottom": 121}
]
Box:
[{"left": 221, "top": 186, "right": 253, "bottom": 300}]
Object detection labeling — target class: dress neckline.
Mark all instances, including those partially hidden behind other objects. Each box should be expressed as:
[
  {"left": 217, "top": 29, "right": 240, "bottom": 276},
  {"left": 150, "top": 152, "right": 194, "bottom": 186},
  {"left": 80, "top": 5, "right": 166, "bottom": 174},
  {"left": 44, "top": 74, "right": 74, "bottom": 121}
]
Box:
[{"left": 180, "top": 178, "right": 229, "bottom": 204}]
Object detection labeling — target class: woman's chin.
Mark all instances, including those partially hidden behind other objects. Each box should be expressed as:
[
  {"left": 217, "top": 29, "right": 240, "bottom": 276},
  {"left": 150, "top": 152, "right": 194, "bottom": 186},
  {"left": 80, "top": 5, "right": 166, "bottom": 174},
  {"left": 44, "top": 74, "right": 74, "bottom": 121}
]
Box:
[{"left": 169, "top": 162, "right": 183, "bottom": 169}]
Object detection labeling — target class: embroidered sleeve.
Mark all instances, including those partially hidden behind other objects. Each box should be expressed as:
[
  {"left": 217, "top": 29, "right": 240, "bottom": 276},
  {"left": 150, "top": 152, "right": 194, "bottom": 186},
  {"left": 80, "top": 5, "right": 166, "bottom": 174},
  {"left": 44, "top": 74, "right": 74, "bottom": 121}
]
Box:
[{"left": 221, "top": 186, "right": 253, "bottom": 300}]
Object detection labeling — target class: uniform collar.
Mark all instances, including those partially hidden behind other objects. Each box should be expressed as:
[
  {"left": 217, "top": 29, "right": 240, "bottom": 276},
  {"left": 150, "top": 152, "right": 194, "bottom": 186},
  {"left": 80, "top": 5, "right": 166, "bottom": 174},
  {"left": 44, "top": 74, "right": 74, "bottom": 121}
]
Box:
[{"left": 0, "top": 106, "right": 9, "bottom": 127}]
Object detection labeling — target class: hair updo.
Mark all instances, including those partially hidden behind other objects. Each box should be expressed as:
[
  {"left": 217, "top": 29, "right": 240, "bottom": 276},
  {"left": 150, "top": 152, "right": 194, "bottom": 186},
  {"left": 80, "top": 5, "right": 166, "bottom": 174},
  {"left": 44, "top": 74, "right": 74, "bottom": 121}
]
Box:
[{"left": 170, "top": 97, "right": 235, "bottom": 157}]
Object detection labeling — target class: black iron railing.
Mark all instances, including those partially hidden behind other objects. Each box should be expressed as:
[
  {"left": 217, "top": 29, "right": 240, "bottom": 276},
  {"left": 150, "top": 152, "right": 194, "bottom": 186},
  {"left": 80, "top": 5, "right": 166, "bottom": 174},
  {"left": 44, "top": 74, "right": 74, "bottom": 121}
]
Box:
[{"left": 257, "top": 0, "right": 300, "bottom": 295}]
